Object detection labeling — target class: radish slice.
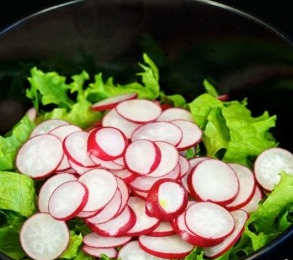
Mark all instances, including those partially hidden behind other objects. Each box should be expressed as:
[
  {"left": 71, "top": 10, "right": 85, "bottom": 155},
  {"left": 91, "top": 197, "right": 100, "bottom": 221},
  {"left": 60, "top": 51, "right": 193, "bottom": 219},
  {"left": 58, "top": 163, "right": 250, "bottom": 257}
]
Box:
[
  {"left": 88, "top": 127, "right": 128, "bottom": 161},
  {"left": 178, "top": 155, "right": 191, "bottom": 178},
  {"left": 124, "top": 139, "right": 161, "bottom": 175},
  {"left": 25, "top": 107, "right": 37, "bottom": 121},
  {"left": 88, "top": 205, "right": 136, "bottom": 237},
  {"left": 241, "top": 185, "right": 263, "bottom": 213},
  {"left": 115, "top": 99, "right": 162, "bottom": 123},
  {"left": 184, "top": 202, "right": 235, "bottom": 242},
  {"left": 78, "top": 169, "right": 118, "bottom": 212},
  {"left": 116, "top": 177, "right": 131, "bottom": 215},
  {"left": 30, "top": 119, "right": 69, "bottom": 137},
  {"left": 171, "top": 120, "right": 202, "bottom": 150},
  {"left": 38, "top": 173, "right": 77, "bottom": 212},
  {"left": 83, "top": 233, "right": 131, "bottom": 248},
  {"left": 148, "top": 221, "right": 176, "bottom": 237},
  {"left": 63, "top": 131, "right": 96, "bottom": 167},
  {"left": 226, "top": 163, "right": 256, "bottom": 210},
  {"left": 68, "top": 159, "right": 95, "bottom": 175},
  {"left": 82, "top": 245, "right": 118, "bottom": 258},
  {"left": 118, "top": 240, "right": 167, "bottom": 260},
  {"left": 126, "top": 196, "right": 160, "bottom": 236},
  {"left": 89, "top": 155, "right": 125, "bottom": 170},
  {"left": 111, "top": 168, "right": 137, "bottom": 184},
  {"left": 49, "top": 124, "right": 82, "bottom": 140},
  {"left": 204, "top": 209, "right": 249, "bottom": 259},
  {"left": 131, "top": 121, "right": 183, "bottom": 147},
  {"left": 138, "top": 234, "right": 193, "bottom": 259},
  {"left": 156, "top": 107, "right": 193, "bottom": 122},
  {"left": 147, "top": 141, "right": 179, "bottom": 178},
  {"left": 16, "top": 134, "right": 64, "bottom": 179},
  {"left": 188, "top": 159, "right": 239, "bottom": 205},
  {"left": 92, "top": 92, "right": 138, "bottom": 111},
  {"left": 254, "top": 147, "right": 293, "bottom": 191},
  {"left": 102, "top": 108, "right": 141, "bottom": 139},
  {"left": 20, "top": 213, "right": 69, "bottom": 260},
  {"left": 145, "top": 179, "right": 188, "bottom": 221}
]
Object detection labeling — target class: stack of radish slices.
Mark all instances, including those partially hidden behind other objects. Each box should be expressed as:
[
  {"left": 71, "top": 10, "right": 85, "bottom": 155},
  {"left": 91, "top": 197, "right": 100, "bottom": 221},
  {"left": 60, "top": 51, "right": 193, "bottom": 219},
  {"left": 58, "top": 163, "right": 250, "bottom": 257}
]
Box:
[{"left": 16, "top": 94, "right": 293, "bottom": 260}]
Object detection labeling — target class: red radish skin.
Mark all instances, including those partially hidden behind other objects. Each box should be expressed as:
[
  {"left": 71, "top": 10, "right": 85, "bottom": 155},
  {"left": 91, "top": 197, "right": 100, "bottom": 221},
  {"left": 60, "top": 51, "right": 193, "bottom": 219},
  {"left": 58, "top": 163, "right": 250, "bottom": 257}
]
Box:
[
  {"left": 204, "top": 209, "right": 249, "bottom": 259},
  {"left": 38, "top": 173, "right": 77, "bottom": 212},
  {"left": 115, "top": 99, "right": 162, "bottom": 123},
  {"left": 30, "top": 119, "right": 69, "bottom": 137},
  {"left": 241, "top": 185, "right": 263, "bottom": 213},
  {"left": 156, "top": 107, "right": 194, "bottom": 122},
  {"left": 178, "top": 155, "right": 191, "bottom": 178},
  {"left": 254, "top": 147, "right": 293, "bottom": 191},
  {"left": 188, "top": 159, "right": 239, "bottom": 205},
  {"left": 115, "top": 177, "right": 131, "bottom": 215},
  {"left": 111, "top": 168, "right": 137, "bottom": 184},
  {"left": 87, "top": 127, "right": 128, "bottom": 161},
  {"left": 83, "top": 233, "right": 131, "bottom": 248},
  {"left": 124, "top": 139, "right": 161, "bottom": 175},
  {"left": 91, "top": 92, "right": 138, "bottom": 111},
  {"left": 20, "top": 213, "right": 69, "bottom": 260},
  {"left": 138, "top": 234, "right": 194, "bottom": 259},
  {"left": 148, "top": 221, "right": 176, "bottom": 237},
  {"left": 184, "top": 202, "right": 235, "bottom": 243},
  {"left": 48, "top": 180, "right": 88, "bottom": 221},
  {"left": 16, "top": 134, "right": 64, "bottom": 179},
  {"left": 82, "top": 245, "right": 118, "bottom": 258},
  {"left": 89, "top": 155, "right": 125, "bottom": 170},
  {"left": 145, "top": 179, "right": 188, "bottom": 221},
  {"left": 131, "top": 121, "right": 183, "bottom": 147}
]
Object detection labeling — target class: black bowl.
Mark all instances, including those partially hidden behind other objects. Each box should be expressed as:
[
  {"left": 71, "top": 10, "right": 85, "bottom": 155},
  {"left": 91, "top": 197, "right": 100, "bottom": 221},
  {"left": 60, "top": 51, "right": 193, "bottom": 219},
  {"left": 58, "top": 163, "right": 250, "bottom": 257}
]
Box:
[{"left": 1, "top": 0, "right": 293, "bottom": 259}]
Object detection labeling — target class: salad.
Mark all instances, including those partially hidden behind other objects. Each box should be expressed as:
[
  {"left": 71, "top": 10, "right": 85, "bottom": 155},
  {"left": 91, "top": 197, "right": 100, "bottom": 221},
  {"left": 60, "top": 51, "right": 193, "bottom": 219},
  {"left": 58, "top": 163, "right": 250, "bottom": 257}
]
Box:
[{"left": 1, "top": 53, "right": 293, "bottom": 260}]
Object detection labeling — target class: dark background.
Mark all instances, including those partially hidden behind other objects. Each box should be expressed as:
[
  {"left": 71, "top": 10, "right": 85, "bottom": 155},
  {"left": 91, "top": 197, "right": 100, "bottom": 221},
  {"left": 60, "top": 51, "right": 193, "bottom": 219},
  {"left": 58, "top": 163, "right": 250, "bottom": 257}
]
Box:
[{"left": 0, "top": 0, "right": 292, "bottom": 260}]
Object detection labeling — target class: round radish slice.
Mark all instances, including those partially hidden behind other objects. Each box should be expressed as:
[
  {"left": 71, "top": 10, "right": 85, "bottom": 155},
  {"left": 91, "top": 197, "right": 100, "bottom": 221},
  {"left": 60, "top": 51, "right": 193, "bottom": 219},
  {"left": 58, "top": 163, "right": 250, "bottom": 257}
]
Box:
[
  {"left": 82, "top": 245, "right": 118, "bottom": 258},
  {"left": 118, "top": 240, "right": 167, "bottom": 260},
  {"left": 102, "top": 108, "right": 141, "bottom": 139},
  {"left": 254, "top": 147, "right": 293, "bottom": 191},
  {"left": 48, "top": 180, "right": 88, "bottom": 221},
  {"left": 78, "top": 169, "right": 118, "bottom": 212},
  {"left": 147, "top": 141, "right": 179, "bottom": 178},
  {"left": 83, "top": 233, "right": 131, "bottom": 248},
  {"left": 204, "top": 209, "right": 249, "bottom": 259},
  {"left": 88, "top": 127, "right": 128, "bottom": 161},
  {"left": 145, "top": 179, "right": 188, "bottom": 221},
  {"left": 171, "top": 120, "right": 202, "bottom": 150},
  {"left": 30, "top": 119, "right": 69, "bottom": 137},
  {"left": 20, "top": 213, "right": 69, "bottom": 260},
  {"left": 49, "top": 124, "right": 82, "bottom": 141},
  {"left": 188, "top": 159, "right": 239, "bottom": 205},
  {"left": 226, "top": 163, "right": 256, "bottom": 210},
  {"left": 115, "top": 99, "right": 162, "bottom": 123},
  {"left": 25, "top": 107, "right": 37, "bottom": 121},
  {"left": 156, "top": 107, "right": 193, "bottom": 122},
  {"left": 38, "top": 173, "right": 77, "bottom": 212},
  {"left": 178, "top": 155, "right": 191, "bottom": 178},
  {"left": 89, "top": 155, "right": 125, "bottom": 170},
  {"left": 241, "top": 185, "right": 263, "bottom": 213},
  {"left": 184, "top": 202, "right": 235, "bottom": 242},
  {"left": 115, "top": 177, "right": 130, "bottom": 215},
  {"left": 131, "top": 121, "right": 183, "bottom": 146},
  {"left": 148, "top": 221, "right": 175, "bottom": 237},
  {"left": 68, "top": 159, "right": 95, "bottom": 175},
  {"left": 16, "top": 134, "right": 64, "bottom": 179},
  {"left": 111, "top": 168, "right": 137, "bottom": 184},
  {"left": 92, "top": 92, "right": 138, "bottom": 111},
  {"left": 124, "top": 139, "right": 161, "bottom": 175},
  {"left": 138, "top": 234, "right": 193, "bottom": 259},
  {"left": 63, "top": 131, "right": 96, "bottom": 167},
  {"left": 126, "top": 196, "right": 160, "bottom": 236}
]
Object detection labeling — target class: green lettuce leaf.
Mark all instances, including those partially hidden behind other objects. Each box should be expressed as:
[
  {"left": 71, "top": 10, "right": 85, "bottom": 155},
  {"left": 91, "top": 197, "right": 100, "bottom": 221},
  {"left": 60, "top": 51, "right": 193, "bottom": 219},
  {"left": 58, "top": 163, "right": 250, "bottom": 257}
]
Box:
[
  {"left": 0, "top": 171, "right": 36, "bottom": 217},
  {"left": 60, "top": 231, "right": 83, "bottom": 259}
]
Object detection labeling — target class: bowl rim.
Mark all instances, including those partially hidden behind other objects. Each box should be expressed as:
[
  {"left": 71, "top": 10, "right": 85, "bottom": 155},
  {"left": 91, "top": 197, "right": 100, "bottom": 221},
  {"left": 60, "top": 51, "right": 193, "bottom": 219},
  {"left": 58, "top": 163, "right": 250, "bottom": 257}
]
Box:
[{"left": 1, "top": 0, "right": 293, "bottom": 260}]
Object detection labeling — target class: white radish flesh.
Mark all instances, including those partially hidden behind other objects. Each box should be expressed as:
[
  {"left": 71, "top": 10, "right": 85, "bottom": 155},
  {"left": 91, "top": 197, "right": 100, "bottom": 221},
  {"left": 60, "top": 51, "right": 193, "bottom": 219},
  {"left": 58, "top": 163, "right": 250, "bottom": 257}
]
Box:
[
  {"left": 49, "top": 124, "right": 82, "bottom": 141},
  {"left": 241, "top": 185, "right": 263, "bottom": 213},
  {"left": 115, "top": 99, "right": 162, "bottom": 123},
  {"left": 82, "top": 245, "right": 118, "bottom": 258},
  {"left": 20, "top": 213, "right": 69, "bottom": 260},
  {"left": 156, "top": 107, "right": 193, "bottom": 122},
  {"left": 16, "top": 134, "right": 64, "bottom": 179},
  {"left": 30, "top": 119, "right": 69, "bottom": 137},
  {"left": 83, "top": 233, "right": 131, "bottom": 248},
  {"left": 149, "top": 221, "right": 175, "bottom": 237}
]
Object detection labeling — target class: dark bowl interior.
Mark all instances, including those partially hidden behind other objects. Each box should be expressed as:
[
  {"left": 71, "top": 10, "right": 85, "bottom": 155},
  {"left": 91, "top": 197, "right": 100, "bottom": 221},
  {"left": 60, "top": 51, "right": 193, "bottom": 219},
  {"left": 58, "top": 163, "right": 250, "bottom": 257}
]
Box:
[{"left": 1, "top": 0, "right": 293, "bottom": 259}]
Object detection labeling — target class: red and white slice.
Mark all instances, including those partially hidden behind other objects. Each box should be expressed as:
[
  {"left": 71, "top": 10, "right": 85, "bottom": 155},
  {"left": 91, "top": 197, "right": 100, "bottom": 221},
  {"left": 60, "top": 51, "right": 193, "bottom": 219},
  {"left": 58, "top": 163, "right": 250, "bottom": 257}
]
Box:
[
  {"left": 38, "top": 173, "right": 77, "bottom": 212},
  {"left": 115, "top": 99, "right": 162, "bottom": 123},
  {"left": 30, "top": 119, "right": 69, "bottom": 137},
  {"left": 148, "top": 221, "right": 175, "bottom": 237},
  {"left": 20, "top": 213, "right": 69, "bottom": 260},
  {"left": 87, "top": 127, "right": 128, "bottom": 161},
  {"left": 49, "top": 124, "right": 82, "bottom": 141},
  {"left": 111, "top": 168, "right": 137, "bottom": 184},
  {"left": 83, "top": 232, "right": 131, "bottom": 248},
  {"left": 16, "top": 134, "right": 64, "bottom": 179},
  {"left": 89, "top": 155, "right": 125, "bottom": 170},
  {"left": 48, "top": 180, "right": 88, "bottom": 221},
  {"left": 188, "top": 159, "right": 239, "bottom": 205},
  {"left": 145, "top": 179, "right": 188, "bottom": 221},
  {"left": 156, "top": 107, "right": 193, "bottom": 122},
  {"left": 124, "top": 139, "right": 161, "bottom": 175},
  {"left": 91, "top": 92, "right": 138, "bottom": 111},
  {"left": 184, "top": 202, "right": 235, "bottom": 243},
  {"left": 204, "top": 209, "right": 249, "bottom": 259},
  {"left": 241, "top": 185, "right": 263, "bottom": 213},
  {"left": 138, "top": 234, "right": 193, "bottom": 259},
  {"left": 254, "top": 147, "right": 293, "bottom": 191},
  {"left": 78, "top": 169, "right": 118, "bottom": 212},
  {"left": 131, "top": 121, "right": 183, "bottom": 147},
  {"left": 82, "top": 245, "right": 118, "bottom": 258}
]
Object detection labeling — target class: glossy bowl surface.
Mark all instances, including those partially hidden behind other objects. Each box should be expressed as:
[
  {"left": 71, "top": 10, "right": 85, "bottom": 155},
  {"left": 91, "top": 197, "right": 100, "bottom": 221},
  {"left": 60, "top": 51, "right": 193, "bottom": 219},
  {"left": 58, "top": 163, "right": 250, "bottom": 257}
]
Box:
[{"left": 1, "top": 0, "right": 293, "bottom": 259}]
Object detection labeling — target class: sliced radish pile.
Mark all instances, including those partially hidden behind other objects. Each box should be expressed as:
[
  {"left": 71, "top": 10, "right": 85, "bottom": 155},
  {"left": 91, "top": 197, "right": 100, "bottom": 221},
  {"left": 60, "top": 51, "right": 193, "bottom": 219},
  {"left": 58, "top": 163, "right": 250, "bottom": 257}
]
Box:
[
  {"left": 20, "top": 213, "right": 69, "bottom": 260},
  {"left": 254, "top": 147, "right": 293, "bottom": 191},
  {"left": 91, "top": 92, "right": 138, "bottom": 111},
  {"left": 18, "top": 96, "right": 288, "bottom": 260}
]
